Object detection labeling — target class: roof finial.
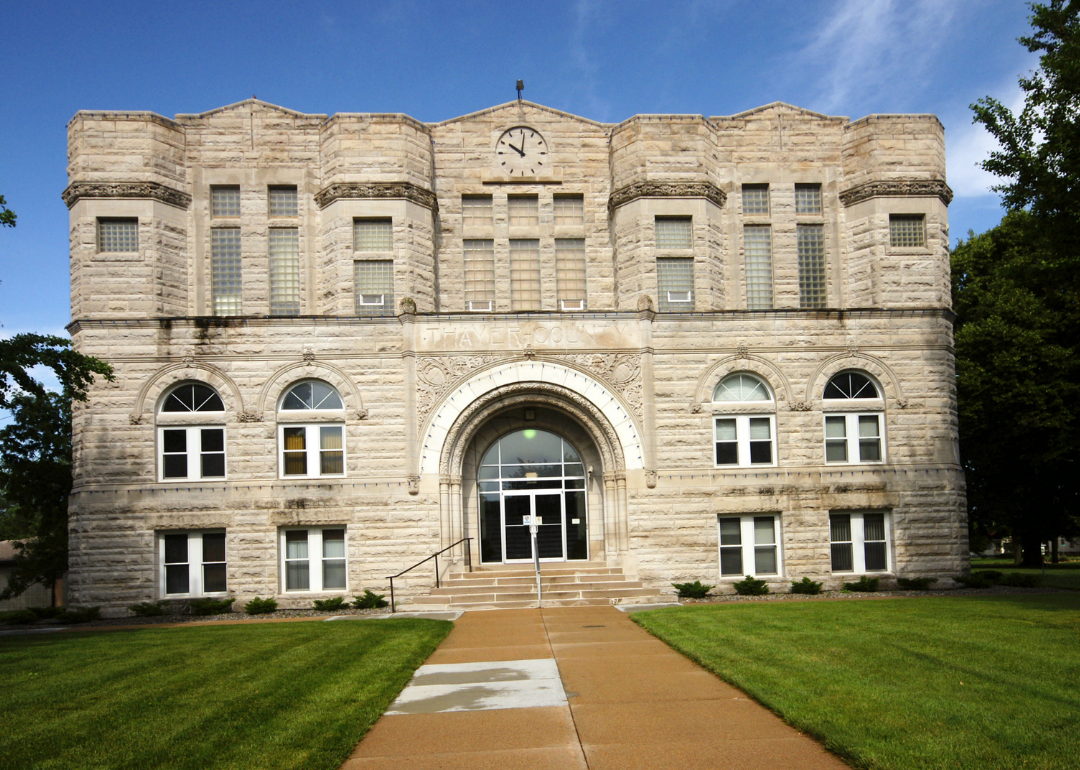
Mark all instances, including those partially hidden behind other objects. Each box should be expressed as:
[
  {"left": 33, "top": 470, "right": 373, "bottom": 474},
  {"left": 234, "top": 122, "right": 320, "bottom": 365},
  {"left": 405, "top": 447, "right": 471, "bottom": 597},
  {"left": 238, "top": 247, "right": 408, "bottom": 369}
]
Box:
[{"left": 516, "top": 80, "right": 524, "bottom": 102}]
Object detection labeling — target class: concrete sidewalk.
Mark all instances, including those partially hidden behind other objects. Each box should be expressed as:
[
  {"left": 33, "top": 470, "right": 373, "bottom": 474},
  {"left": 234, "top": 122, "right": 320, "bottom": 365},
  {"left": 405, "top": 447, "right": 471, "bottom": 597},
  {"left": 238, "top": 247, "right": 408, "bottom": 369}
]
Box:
[{"left": 341, "top": 605, "right": 848, "bottom": 770}]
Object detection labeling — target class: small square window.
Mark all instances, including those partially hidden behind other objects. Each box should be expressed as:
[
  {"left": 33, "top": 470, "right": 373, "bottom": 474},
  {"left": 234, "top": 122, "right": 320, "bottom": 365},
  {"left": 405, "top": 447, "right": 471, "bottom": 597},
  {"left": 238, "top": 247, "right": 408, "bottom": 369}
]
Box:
[
  {"left": 554, "top": 194, "right": 585, "bottom": 226},
  {"left": 211, "top": 186, "right": 241, "bottom": 218},
  {"left": 463, "top": 195, "right": 493, "bottom": 227},
  {"left": 508, "top": 195, "right": 539, "bottom": 227},
  {"left": 795, "top": 184, "right": 822, "bottom": 216},
  {"left": 657, "top": 257, "right": 694, "bottom": 312},
  {"left": 655, "top": 217, "right": 692, "bottom": 250},
  {"left": 269, "top": 186, "right": 298, "bottom": 217},
  {"left": 889, "top": 214, "right": 925, "bottom": 248},
  {"left": 355, "top": 259, "right": 394, "bottom": 316},
  {"left": 354, "top": 219, "right": 393, "bottom": 252},
  {"left": 98, "top": 218, "right": 138, "bottom": 252},
  {"left": 742, "top": 185, "right": 770, "bottom": 216}
]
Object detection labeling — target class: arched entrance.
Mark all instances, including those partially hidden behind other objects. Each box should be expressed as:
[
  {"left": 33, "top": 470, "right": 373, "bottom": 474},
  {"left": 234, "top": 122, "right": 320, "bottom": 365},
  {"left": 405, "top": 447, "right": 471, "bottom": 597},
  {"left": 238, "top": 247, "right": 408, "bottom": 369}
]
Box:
[{"left": 476, "top": 428, "right": 589, "bottom": 564}]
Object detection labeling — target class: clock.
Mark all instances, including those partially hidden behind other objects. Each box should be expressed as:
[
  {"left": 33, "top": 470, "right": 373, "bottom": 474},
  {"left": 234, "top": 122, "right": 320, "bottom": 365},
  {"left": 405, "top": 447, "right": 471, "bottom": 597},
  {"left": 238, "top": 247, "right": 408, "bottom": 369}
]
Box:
[{"left": 496, "top": 126, "right": 548, "bottom": 177}]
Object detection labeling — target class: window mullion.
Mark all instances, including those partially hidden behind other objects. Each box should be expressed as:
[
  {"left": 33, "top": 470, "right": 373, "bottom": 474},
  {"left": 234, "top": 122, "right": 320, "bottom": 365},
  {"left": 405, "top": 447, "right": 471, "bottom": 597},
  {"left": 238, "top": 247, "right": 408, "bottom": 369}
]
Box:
[
  {"left": 310, "top": 529, "right": 323, "bottom": 592},
  {"left": 741, "top": 517, "right": 755, "bottom": 576},
  {"left": 190, "top": 532, "right": 203, "bottom": 595},
  {"left": 852, "top": 513, "right": 866, "bottom": 573}
]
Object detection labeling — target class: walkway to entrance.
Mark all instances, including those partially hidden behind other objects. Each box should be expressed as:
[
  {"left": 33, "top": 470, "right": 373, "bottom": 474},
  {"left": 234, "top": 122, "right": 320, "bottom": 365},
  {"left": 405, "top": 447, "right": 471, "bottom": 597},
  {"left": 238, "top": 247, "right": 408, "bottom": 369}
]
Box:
[{"left": 340, "top": 606, "right": 848, "bottom": 769}]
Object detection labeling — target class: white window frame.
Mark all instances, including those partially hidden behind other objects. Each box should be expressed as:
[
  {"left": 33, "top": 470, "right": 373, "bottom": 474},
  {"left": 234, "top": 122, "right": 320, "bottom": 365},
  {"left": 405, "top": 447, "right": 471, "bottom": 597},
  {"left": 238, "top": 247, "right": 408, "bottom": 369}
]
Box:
[
  {"left": 714, "top": 415, "right": 776, "bottom": 468},
  {"left": 280, "top": 527, "right": 349, "bottom": 593},
  {"left": 278, "top": 423, "right": 346, "bottom": 479},
  {"left": 158, "top": 530, "right": 228, "bottom": 598},
  {"left": 717, "top": 515, "right": 783, "bottom": 578},
  {"left": 158, "top": 426, "right": 227, "bottom": 482},
  {"left": 823, "top": 412, "right": 885, "bottom": 464},
  {"left": 829, "top": 511, "right": 892, "bottom": 574}
]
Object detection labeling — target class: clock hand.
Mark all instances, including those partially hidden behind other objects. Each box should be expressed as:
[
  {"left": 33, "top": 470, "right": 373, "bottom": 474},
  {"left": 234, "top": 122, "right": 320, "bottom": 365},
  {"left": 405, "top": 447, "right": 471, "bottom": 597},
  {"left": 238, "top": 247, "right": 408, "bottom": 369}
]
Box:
[{"left": 508, "top": 143, "right": 525, "bottom": 157}]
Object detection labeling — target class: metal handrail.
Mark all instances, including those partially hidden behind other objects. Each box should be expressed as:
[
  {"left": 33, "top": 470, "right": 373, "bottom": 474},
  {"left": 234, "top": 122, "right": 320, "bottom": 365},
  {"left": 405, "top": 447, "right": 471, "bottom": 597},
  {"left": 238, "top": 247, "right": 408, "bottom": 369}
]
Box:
[{"left": 387, "top": 538, "right": 472, "bottom": 613}]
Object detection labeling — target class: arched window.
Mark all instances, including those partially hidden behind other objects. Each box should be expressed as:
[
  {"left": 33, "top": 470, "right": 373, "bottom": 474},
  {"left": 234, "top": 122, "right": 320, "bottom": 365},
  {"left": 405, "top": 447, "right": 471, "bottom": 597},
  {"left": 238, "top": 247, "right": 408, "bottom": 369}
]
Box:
[
  {"left": 823, "top": 371, "right": 884, "bottom": 464},
  {"left": 157, "top": 382, "right": 226, "bottom": 481},
  {"left": 277, "top": 381, "right": 346, "bottom": 478},
  {"left": 711, "top": 373, "right": 776, "bottom": 468}
]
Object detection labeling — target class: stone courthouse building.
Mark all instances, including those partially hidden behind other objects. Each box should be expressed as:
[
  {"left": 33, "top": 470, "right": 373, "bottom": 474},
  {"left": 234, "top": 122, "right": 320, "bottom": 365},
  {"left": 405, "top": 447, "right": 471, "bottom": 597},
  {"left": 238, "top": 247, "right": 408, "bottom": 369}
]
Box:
[{"left": 63, "top": 98, "right": 966, "bottom": 613}]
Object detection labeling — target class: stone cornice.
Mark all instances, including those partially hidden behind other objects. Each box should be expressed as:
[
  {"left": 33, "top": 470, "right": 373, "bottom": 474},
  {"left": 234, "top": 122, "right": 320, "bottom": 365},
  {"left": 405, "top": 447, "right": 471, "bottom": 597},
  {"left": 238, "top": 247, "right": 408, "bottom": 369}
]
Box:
[
  {"left": 839, "top": 179, "right": 953, "bottom": 207},
  {"left": 608, "top": 180, "right": 726, "bottom": 211},
  {"left": 62, "top": 181, "right": 192, "bottom": 210},
  {"left": 314, "top": 181, "right": 438, "bottom": 212}
]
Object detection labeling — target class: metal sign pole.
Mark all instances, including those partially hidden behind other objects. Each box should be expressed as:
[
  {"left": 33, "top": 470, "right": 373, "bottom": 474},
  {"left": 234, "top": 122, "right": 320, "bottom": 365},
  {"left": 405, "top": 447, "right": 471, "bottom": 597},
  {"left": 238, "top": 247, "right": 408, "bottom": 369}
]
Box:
[{"left": 530, "top": 515, "right": 541, "bottom": 608}]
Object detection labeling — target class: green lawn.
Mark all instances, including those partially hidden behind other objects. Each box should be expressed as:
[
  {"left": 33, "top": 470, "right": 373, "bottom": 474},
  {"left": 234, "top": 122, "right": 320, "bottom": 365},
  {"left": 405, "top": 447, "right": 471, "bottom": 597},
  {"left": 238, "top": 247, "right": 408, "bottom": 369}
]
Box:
[
  {"left": 0, "top": 618, "right": 451, "bottom": 770},
  {"left": 972, "top": 557, "right": 1080, "bottom": 590},
  {"left": 634, "top": 594, "right": 1080, "bottom": 770}
]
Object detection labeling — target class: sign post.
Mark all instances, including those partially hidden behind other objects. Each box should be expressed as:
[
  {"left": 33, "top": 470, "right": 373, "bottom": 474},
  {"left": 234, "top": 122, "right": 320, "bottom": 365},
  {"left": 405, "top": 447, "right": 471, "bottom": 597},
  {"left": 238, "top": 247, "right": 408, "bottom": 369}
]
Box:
[{"left": 530, "top": 514, "right": 541, "bottom": 608}]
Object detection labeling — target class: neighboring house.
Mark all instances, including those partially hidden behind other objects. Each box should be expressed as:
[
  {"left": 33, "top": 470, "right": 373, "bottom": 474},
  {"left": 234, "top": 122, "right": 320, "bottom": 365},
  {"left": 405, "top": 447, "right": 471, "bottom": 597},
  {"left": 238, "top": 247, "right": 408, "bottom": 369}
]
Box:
[
  {"left": 0, "top": 541, "right": 63, "bottom": 610},
  {"left": 63, "top": 99, "right": 966, "bottom": 614}
]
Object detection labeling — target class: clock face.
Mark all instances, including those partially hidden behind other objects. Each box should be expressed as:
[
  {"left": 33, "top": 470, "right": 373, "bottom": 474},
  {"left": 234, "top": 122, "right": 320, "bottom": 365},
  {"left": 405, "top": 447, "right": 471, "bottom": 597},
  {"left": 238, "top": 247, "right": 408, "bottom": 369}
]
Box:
[{"left": 496, "top": 126, "right": 548, "bottom": 177}]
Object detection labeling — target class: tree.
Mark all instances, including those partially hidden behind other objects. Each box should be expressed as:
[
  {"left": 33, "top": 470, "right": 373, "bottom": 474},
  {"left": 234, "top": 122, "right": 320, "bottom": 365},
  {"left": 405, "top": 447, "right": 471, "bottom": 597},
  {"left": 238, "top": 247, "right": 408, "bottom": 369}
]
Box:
[
  {"left": 0, "top": 196, "right": 113, "bottom": 600},
  {"left": 958, "top": 0, "right": 1080, "bottom": 564}
]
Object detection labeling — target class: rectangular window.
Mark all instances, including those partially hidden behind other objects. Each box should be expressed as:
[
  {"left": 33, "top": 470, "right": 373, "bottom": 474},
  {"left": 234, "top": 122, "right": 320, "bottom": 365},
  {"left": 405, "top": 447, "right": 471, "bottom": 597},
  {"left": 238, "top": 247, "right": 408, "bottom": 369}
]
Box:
[
  {"left": 795, "top": 184, "right": 822, "bottom": 215},
  {"left": 508, "top": 195, "right": 539, "bottom": 227},
  {"left": 353, "top": 219, "right": 393, "bottom": 252},
  {"left": 211, "top": 228, "right": 242, "bottom": 316},
  {"left": 211, "top": 186, "right": 241, "bottom": 218},
  {"left": 830, "top": 512, "right": 890, "bottom": 573},
  {"left": 554, "top": 194, "right": 585, "bottom": 226},
  {"left": 744, "top": 225, "right": 773, "bottom": 310},
  {"left": 464, "top": 239, "right": 496, "bottom": 306},
  {"left": 354, "top": 259, "right": 394, "bottom": 317},
  {"left": 510, "top": 239, "right": 541, "bottom": 311},
  {"left": 657, "top": 257, "right": 694, "bottom": 312},
  {"left": 824, "top": 413, "right": 884, "bottom": 464},
  {"left": 462, "top": 195, "right": 493, "bottom": 228},
  {"left": 555, "top": 238, "right": 587, "bottom": 309},
  {"left": 655, "top": 217, "right": 692, "bottom": 250},
  {"left": 742, "top": 185, "right": 770, "bottom": 216},
  {"left": 718, "top": 515, "right": 781, "bottom": 577},
  {"left": 160, "top": 531, "right": 227, "bottom": 597},
  {"left": 159, "top": 427, "right": 225, "bottom": 481},
  {"left": 268, "top": 186, "right": 298, "bottom": 217},
  {"left": 797, "top": 224, "right": 826, "bottom": 308},
  {"left": 269, "top": 228, "right": 300, "bottom": 316},
  {"left": 279, "top": 424, "right": 346, "bottom": 478},
  {"left": 282, "top": 527, "right": 348, "bottom": 592},
  {"left": 97, "top": 218, "right": 138, "bottom": 253},
  {"left": 714, "top": 415, "right": 775, "bottom": 467},
  {"left": 889, "top": 214, "right": 925, "bottom": 248}
]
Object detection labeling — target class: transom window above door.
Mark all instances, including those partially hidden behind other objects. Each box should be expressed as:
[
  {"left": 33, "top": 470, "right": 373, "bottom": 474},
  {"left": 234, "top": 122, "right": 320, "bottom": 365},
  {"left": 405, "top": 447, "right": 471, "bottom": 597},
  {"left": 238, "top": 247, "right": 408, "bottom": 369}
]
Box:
[
  {"left": 479, "top": 429, "right": 585, "bottom": 487},
  {"left": 161, "top": 382, "right": 224, "bottom": 413},
  {"left": 280, "top": 380, "right": 344, "bottom": 411}
]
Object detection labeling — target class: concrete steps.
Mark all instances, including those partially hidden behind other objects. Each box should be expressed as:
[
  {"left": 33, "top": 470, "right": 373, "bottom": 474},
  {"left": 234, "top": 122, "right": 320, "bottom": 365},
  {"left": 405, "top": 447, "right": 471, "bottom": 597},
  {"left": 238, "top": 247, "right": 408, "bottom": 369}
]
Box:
[{"left": 407, "top": 562, "right": 664, "bottom": 610}]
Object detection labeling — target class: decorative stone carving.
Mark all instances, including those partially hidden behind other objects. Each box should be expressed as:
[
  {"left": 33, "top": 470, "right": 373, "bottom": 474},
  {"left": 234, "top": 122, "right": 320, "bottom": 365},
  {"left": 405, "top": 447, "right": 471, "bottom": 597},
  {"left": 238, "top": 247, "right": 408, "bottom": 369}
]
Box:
[
  {"left": 523, "top": 345, "right": 536, "bottom": 360},
  {"left": 896, "top": 399, "right": 909, "bottom": 410},
  {"left": 314, "top": 181, "right": 438, "bottom": 212},
  {"left": 302, "top": 350, "right": 315, "bottom": 362},
  {"left": 788, "top": 401, "right": 813, "bottom": 412},
  {"left": 355, "top": 408, "right": 369, "bottom": 420},
  {"left": 838, "top": 179, "right": 953, "bottom": 207},
  {"left": 556, "top": 353, "right": 643, "bottom": 417},
  {"left": 689, "top": 402, "right": 702, "bottom": 414},
  {"left": 415, "top": 355, "right": 506, "bottom": 422},
  {"left": 238, "top": 410, "right": 262, "bottom": 423},
  {"left": 645, "top": 470, "right": 658, "bottom": 488},
  {"left": 399, "top": 297, "right": 416, "bottom": 314},
  {"left": 736, "top": 345, "right": 749, "bottom": 359},
  {"left": 636, "top": 294, "right": 654, "bottom": 312},
  {"left": 608, "top": 180, "right": 726, "bottom": 211},
  {"left": 847, "top": 345, "right": 859, "bottom": 357},
  {"left": 129, "top": 414, "right": 144, "bottom": 425},
  {"left": 407, "top": 476, "right": 420, "bottom": 495},
  {"left": 182, "top": 356, "right": 195, "bottom": 365},
  {"left": 62, "top": 181, "right": 192, "bottom": 210}
]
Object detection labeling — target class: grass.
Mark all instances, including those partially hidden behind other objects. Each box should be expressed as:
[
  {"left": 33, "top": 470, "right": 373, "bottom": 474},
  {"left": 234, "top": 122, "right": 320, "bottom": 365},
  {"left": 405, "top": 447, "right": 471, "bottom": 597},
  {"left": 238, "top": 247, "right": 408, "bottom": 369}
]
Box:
[
  {"left": 971, "top": 556, "right": 1080, "bottom": 590},
  {"left": 0, "top": 618, "right": 451, "bottom": 770},
  {"left": 634, "top": 594, "right": 1080, "bottom": 770}
]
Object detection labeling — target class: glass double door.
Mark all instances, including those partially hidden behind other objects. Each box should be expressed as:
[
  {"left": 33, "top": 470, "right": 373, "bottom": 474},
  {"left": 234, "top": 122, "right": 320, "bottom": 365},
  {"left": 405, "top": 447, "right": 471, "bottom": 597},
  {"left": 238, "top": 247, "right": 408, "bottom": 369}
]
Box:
[{"left": 503, "top": 491, "right": 565, "bottom": 562}]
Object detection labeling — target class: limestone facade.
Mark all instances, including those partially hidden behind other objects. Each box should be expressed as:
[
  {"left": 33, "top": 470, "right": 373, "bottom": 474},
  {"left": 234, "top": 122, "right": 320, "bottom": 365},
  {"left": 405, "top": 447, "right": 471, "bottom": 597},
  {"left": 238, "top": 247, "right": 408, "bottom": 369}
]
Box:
[{"left": 65, "top": 99, "right": 966, "bottom": 614}]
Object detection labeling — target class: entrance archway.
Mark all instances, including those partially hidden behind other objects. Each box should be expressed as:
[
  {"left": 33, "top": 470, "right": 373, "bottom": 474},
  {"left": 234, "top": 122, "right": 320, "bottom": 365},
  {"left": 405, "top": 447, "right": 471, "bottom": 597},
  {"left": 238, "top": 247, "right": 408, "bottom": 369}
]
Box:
[{"left": 476, "top": 429, "right": 589, "bottom": 564}]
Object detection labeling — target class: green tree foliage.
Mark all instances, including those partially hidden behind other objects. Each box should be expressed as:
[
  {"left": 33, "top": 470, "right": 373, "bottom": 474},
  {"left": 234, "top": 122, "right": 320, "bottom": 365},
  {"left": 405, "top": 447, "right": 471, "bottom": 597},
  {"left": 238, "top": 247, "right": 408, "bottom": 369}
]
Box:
[
  {"left": 957, "top": 1, "right": 1080, "bottom": 564},
  {"left": 0, "top": 197, "right": 113, "bottom": 600}
]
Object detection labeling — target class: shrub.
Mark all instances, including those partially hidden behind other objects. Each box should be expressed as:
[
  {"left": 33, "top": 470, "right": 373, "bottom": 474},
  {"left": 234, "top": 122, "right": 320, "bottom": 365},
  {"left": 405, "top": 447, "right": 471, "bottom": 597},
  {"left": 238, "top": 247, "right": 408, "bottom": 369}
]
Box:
[
  {"left": 2, "top": 609, "right": 39, "bottom": 625},
  {"left": 954, "top": 574, "right": 993, "bottom": 589},
  {"left": 244, "top": 597, "right": 278, "bottom": 615},
  {"left": 29, "top": 606, "right": 64, "bottom": 620},
  {"left": 842, "top": 576, "right": 880, "bottom": 592},
  {"left": 999, "top": 572, "right": 1041, "bottom": 588},
  {"left": 896, "top": 577, "right": 938, "bottom": 590},
  {"left": 58, "top": 607, "right": 101, "bottom": 624},
  {"left": 790, "top": 577, "right": 823, "bottom": 595},
  {"left": 672, "top": 581, "right": 715, "bottom": 599},
  {"left": 353, "top": 590, "right": 389, "bottom": 610},
  {"left": 732, "top": 576, "right": 770, "bottom": 596},
  {"left": 129, "top": 601, "right": 169, "bottom": 617},
  {"left": 980, "top": 570, "right": 1004, "bottom": 582},
  {"left": 313, "top": 597, "right": 348, "bottom": 611},
  {"left": 189, "top": 597, "right": 235, "bottom": 616}
]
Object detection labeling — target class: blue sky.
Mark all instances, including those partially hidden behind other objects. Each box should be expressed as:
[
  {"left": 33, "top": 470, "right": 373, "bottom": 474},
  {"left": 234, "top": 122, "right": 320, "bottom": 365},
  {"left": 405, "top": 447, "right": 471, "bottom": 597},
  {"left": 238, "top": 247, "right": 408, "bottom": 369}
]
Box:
[{"left": 0, "top": 0, "right": 1036, "bottom": 341}]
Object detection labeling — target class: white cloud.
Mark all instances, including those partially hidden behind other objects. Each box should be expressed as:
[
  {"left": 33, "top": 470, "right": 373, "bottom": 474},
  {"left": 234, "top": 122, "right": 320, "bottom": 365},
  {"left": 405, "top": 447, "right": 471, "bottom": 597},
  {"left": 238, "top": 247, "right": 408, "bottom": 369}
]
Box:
[
  {"left": 794, "top": 0, "right": 960, "bottom": 114},
  {"left": 945, "top": 80, "right": 1029, "bottom": 199}
]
